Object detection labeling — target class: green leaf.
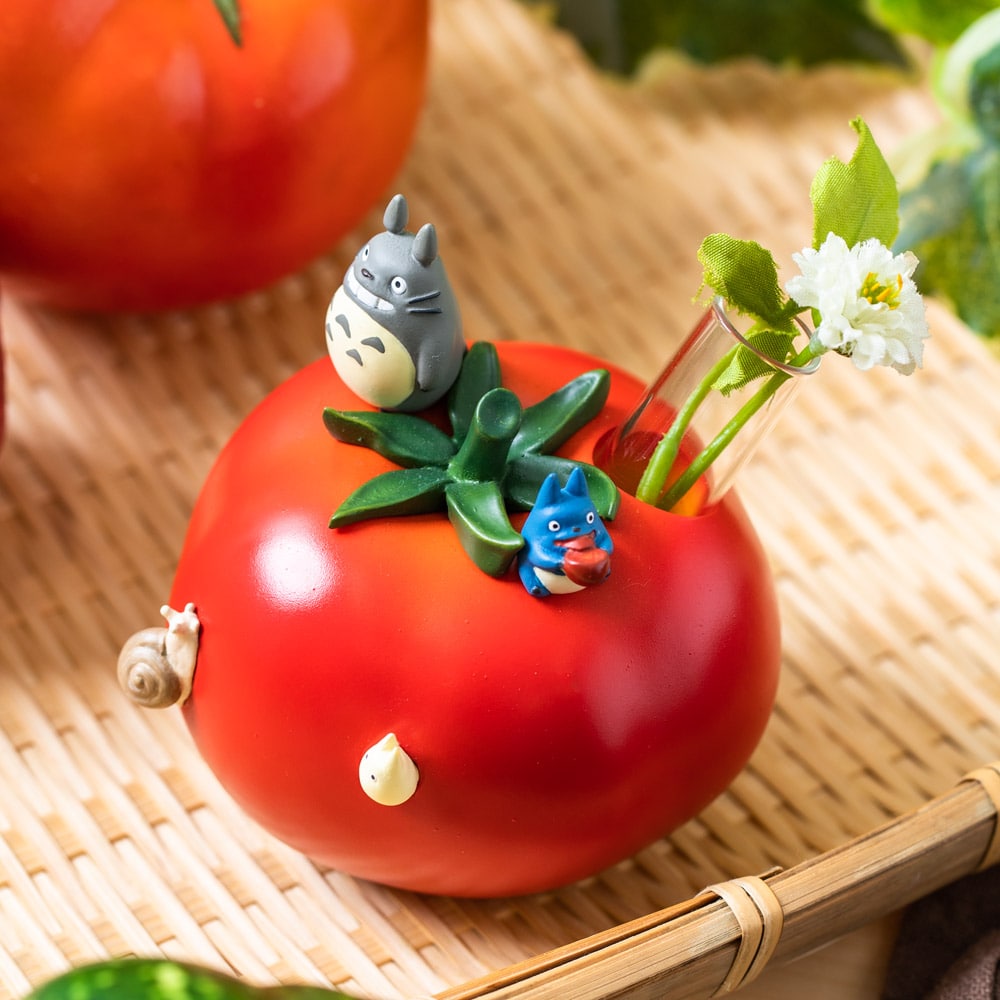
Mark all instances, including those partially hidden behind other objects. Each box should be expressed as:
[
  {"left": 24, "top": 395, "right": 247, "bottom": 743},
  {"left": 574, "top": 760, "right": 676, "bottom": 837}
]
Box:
[
  {"left": 511, "top": 369, "right": 611, "bottom": 457},
  {"left": 323, "top": 409, "right": 455, "bottom": 468},
  {"left": 212, "top": 0, "right": 243, "bottom": 46},
  {"left": 869, "top": 0, "right": 998, "bottom": 46},
  {"left": 506, "top": 454, "right": 620, "bottom": 519},
  {"left": 712, "top": 331, "right": 796, "bottom": 396},
  {"left": 896, "top": 144, "right": 1000, "bottom": 338},
  {"left": 892, "top": 10, "right": 1000, "bottom": 341},
  {"left": 445, "top": 481, "right": 524, "bottom": 577},
  {"left": 811, "top": 118, "right": 899, "bottom": 249},
  {"left": 970, "top": 40, "right": 1000, "bottom": 141},
  {"left": 448, "top": 341, "right": 501, "bottom": 445},
  {"left": 933, "top": 8, "right": 1000, "bottom": 124},
  {"left": 528, "top": 0, "right": 908, "bottom": 76},
  {"left": 697, "top": 235, "right": 790, "bottom": 328},
  {"left": 329, "top": 467, "right": 451, "bottom": 527}
]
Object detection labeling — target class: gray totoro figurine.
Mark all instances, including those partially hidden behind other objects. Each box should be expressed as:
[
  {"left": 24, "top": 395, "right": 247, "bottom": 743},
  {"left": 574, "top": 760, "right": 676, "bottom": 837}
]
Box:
[{"left": 325, "top": 194, "right": 465, "bottom": 412}]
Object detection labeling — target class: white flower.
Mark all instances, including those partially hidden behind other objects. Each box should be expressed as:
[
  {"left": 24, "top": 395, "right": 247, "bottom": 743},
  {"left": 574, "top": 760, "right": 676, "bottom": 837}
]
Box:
[{"left": 786, "top": 233, "right": 929, "bottom": 375}]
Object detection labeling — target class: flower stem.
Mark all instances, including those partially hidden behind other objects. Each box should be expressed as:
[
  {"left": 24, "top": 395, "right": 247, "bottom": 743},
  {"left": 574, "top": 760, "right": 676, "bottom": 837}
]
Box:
[
  {"left": 656, "top": 341, "right": 822, "bottom": 512},
  {"left": 657, "top": 370, "right": 789, "bottom": 510},
  {"left": 634, "top": 348, "right": 738, "bottom": 505}
]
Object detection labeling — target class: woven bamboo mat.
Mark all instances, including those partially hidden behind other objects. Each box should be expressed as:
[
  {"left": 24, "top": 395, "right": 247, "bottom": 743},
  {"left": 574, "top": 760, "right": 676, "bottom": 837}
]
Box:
[{"left": 1, "top": 0, "right": 999, "bottom": 997}]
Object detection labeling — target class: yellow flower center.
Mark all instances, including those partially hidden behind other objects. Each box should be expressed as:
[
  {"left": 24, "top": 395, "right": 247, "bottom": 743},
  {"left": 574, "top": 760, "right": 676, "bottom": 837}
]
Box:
[{"left": 860, "top": 270, "right": 903, "bottom": 309}]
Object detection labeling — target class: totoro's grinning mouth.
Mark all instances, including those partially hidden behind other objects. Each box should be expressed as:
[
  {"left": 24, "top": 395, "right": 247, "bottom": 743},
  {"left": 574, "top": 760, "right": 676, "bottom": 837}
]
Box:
[{"left": 346, "top": 266, "right": 393, "bottom": 313}]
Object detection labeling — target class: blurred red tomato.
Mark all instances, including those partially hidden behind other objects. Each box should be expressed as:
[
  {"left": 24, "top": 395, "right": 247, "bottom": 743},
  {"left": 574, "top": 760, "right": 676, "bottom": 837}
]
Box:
[
  {"left": 0, "top": 1, "right": 429, "bottom": 311},
  {"left": 0, "top": 312, "right": 4, "bottom": 447}
]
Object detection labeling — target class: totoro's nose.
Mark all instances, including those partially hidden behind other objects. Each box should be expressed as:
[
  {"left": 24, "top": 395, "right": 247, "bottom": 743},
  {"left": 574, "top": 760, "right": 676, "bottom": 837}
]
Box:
[{"left": 360, "top": 268, "right": 374, "bottom": 280}]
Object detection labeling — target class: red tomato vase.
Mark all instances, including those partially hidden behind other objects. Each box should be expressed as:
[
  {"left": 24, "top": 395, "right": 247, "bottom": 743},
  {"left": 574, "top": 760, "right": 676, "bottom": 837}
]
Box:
[{"left": 118, "top": 340, "right": 781, "bottom": 898}]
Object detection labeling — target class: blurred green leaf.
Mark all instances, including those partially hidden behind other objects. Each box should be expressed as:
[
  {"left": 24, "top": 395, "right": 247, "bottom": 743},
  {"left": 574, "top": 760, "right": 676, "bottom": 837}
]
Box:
[
  {"left": 868, "top": 0, "right": 999, "bottom": 45},
  {"left": 969, "top": 42, "right": 1000, "bottom": 141},
  {"left": 525, "top": 0, "right": 908, "bottom": 75},
  {"left": 934, "top": 7, "right": 1000, "bottom": 122},
  {"left": 892, "top": 9, "right": 1000, "bottom": 341},
  {"left": 896, "top": 145, "right": 1000, "bottom": 338}
]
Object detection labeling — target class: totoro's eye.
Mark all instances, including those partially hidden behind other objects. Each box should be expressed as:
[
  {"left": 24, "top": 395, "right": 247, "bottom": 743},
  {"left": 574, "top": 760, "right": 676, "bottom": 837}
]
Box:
[
  {"left": 548, "top": 520, "right": 560, "bottom": 532},
  {"left": 390, "top": 276, "right": 408, "bottom": 295},
  {"left": 360, "top": 245, "right": 370, "bottom": 260},
  {"left": 586, "top": 511, "right": 596, "bottom": 524}
]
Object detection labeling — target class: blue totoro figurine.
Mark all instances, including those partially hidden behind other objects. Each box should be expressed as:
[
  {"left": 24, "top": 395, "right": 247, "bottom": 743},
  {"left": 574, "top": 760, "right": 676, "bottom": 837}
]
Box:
[
  {"left": 325, "top": 194, "right": 466, "bottom": 412},
  {"left": 518, "top": 467, "right": 614, "bottom": 597}
]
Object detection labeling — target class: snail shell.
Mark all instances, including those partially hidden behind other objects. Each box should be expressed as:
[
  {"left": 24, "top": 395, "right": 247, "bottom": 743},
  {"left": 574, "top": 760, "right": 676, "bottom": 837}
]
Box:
[
  {"left": 117, "top": 603, "right": 200, "bottom": 708},
  {"left": 117, "top": 628, "right": 183, "bottom": 707}
]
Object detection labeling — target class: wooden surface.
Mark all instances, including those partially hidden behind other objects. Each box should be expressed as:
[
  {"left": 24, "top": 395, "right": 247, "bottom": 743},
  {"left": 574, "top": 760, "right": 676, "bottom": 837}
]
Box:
[{"left": 2, "top": 2, "right": 999, "bottom": 999}]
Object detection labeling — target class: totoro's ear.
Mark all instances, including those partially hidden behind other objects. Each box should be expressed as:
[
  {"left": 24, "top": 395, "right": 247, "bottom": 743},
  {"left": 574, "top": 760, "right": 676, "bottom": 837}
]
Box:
[
  {"left": 412, "top": 223, "right": 438, "bottom": 266},
  {"left": 565, "top": 466, "right": 589, "bottom": 497},
  {"left": 384, "top": 194, "right": 408, "bottom": 234},
  {"left": 535, "top": 473, "right": 561, "bottom": 508}
]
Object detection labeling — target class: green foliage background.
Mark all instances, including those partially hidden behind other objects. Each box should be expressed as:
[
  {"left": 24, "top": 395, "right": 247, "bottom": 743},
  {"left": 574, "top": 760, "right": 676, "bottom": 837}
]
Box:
[
  {"left": 527, "top": 0, "right": 1000, "bottom": 341},
  {"left": 527, "top": 0, "right": 909, "bottom": 74}
]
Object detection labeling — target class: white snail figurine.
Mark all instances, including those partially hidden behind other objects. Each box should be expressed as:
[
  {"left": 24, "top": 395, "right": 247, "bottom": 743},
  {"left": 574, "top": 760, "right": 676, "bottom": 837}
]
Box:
[
  {"left": 359, "top": 733, "right": 419, "bottom": 806},
  {"left": 117, "top": 603, "right": 201, "bottom": 708}
]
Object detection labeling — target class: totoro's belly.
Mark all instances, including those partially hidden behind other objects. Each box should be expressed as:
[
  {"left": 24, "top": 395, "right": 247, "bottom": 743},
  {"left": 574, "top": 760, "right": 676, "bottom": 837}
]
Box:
[{"left": 325, "top": 288, "right": 417, "bottom": 410}]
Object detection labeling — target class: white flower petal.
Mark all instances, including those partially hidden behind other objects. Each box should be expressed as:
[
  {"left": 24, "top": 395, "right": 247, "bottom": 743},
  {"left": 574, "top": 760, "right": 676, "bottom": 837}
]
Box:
[{"left": 785, "top": 233, "right": 929, "bottom": 375}]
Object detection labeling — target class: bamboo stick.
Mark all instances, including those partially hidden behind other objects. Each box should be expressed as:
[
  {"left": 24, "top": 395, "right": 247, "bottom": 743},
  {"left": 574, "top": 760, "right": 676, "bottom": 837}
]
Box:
[{"left": 434, "top": 765, "right": 1000, "bottom": 1000}]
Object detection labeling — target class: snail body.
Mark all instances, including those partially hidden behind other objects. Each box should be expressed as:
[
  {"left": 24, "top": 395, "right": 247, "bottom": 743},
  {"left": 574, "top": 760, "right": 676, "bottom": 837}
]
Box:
[{"left": 117, "top": 603, "right": 200, "bottom": 708}]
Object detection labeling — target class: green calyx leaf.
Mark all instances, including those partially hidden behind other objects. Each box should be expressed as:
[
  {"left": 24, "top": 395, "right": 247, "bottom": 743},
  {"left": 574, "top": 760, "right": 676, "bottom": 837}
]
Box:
[
  {"left": 212, "top": 0, "right": 243, "bottom": 46},
  {"left": 329, "top": 468, "right": 451, "bottom": 527},
  {"left": 445, "top": 481, "right": 525, "bottom": 577},
  {"left": 448, "top": 340, "right": 502, "bottom": 444},
  {"left": 507, "top": 452, "right": 620, "bottom": 518},
  {"left": 811, "top": 117, "right": 900, "bottom": 248},
  {"left": 325, "top": 343, "right": 620, "bottom": 576},
  {"left": 697, "top": 235, "right": 793, "bottom": 330},
  {"left": 512, "top": 368, "right": 611, "bottom": 456},
  {"left": 323, "top": 409, "right": 455, "bottom": 468}
]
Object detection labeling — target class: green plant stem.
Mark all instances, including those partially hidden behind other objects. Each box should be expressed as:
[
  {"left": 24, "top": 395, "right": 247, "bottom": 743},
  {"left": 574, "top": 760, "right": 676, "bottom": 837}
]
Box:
[
  {"left": 634, "top": 348, "right": 738, "bottom": 505},
  {"left": 657, "top": 342, "right": 822, "bottom": 512},
  {"left": 658, "top": 369, "right": 790, "bottom": 511}
]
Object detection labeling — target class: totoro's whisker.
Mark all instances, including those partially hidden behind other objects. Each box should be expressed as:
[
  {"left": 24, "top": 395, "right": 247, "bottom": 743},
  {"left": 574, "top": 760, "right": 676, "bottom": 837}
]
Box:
[
  {"left": 406, "top": 306, "right": 443, "bottom": 315},
  {"left": 407, "top": 290, "right": 440, "bottom": 304}
]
